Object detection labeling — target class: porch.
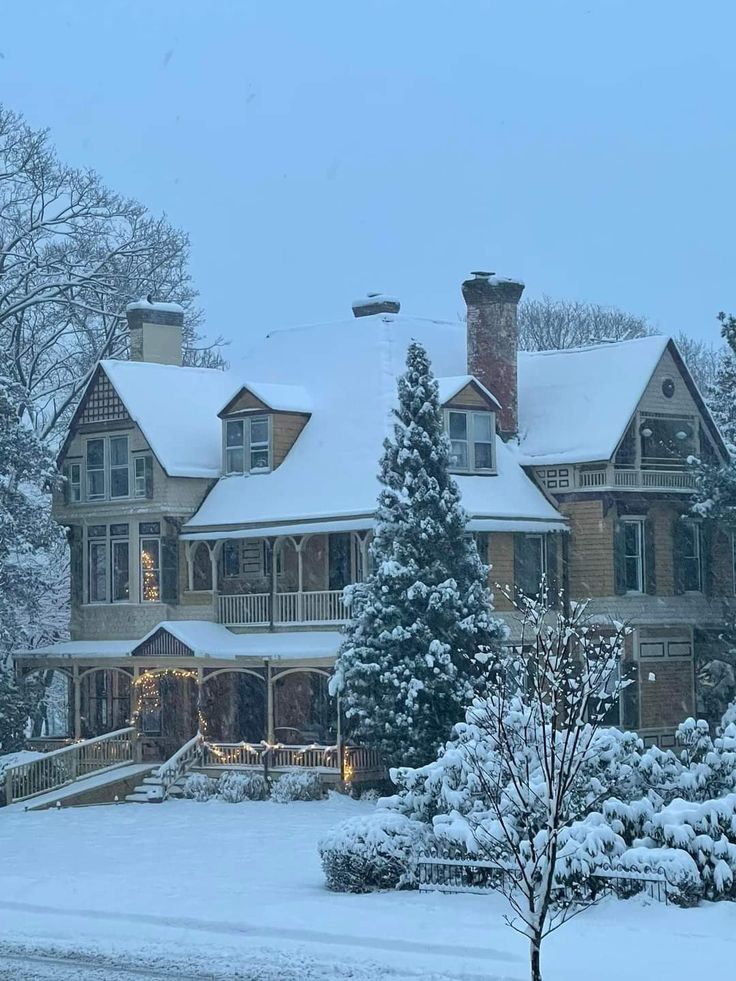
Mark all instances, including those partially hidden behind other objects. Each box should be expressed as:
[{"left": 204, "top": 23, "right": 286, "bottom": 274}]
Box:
[{"left": 181, "top": 527, "right": 371, "bottom": 627}]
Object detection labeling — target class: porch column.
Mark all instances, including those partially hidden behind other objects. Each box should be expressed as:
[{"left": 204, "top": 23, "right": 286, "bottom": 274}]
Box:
[
  {"left": 72, "top": 664, "right": 81, "bottom": 740},
  {"left": 196, "top": 665, "right": 204, "bottom": 735},
  {"left": 131, "top": 665, "right": 141, "bottom": 761},
  {"left": 210, "top": 541, "right": 222, "bottom": 622},
  {"left": 270, "top": 538, "right": 278, "bottom": 629},
  {"left": 265, "top": 661, "right": 275, "bottom": 743},
  {"left": 336, "top": 692, "right": 343, "bottom": 781},
  {"left": 296, "top": 536, "right": 305, "bottom": 623}
]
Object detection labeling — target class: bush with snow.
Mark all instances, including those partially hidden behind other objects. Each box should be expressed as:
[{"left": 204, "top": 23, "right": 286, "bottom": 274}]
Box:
[
  {"left": 218, "top": 771, "right": 269, "bottom": 803},
  {"left": 183, "top": 773, "right": 218, "bottom": 801},
  {"left": 319, "top": 810, "right": 432, "bottom": 892},
  {"left": 613, "top": 847, "right": 702, "bottom": 907},
  {"left": 270, "top": 770, "right": 325, "bottom": 803}
]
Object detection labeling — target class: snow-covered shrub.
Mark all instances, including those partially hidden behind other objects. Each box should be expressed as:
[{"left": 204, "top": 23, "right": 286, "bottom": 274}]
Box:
[
  {"left": 319, "top": 811, "right": 432, "bottom": 892},
  {"left": 641, "top": 794, "right": 736, "bottom": 901},
  {"left": 218, "top": 771, "right": 269, "bottom": 802},
  {"left": 270, "top": 770, "right": 324, "bottom": 803},
  {"left": 553, "top": 813, "right": 628, "bottom": 897},
  {"left": 601, "top": 797, "right": 655, "bottom": 844},
  {"left": 614, "top": 847, "right": 702, "bottom": 907},
  {"left": 183, "top": 773, "right": 218, "bottom": 801}
]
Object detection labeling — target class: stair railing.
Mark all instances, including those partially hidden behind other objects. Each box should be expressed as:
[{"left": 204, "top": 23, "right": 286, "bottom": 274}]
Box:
[
  {"left": 153, "top": 732, "right": 205, "bottom": 801},
  {"left": 3, "top": 727, "right": 136, "bottom": 806}
]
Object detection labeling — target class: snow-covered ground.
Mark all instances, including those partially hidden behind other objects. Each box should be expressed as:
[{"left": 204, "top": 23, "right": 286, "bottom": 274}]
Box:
[{"left": 1, "top": 795, "right": 734, "bottom": 980}]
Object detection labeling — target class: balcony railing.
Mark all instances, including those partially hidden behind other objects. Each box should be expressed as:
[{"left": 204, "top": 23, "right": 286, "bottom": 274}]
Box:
[
  {"left": 576, "top": 466, "right": 696, "bottom": 492},
  {"left": 218, "top": 588, "right": 348, "bottom": 627}
]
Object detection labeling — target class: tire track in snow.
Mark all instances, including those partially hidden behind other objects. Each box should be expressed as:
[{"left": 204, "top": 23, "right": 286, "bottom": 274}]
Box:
[{"left": 0, "top": 898, "right": 522, "bottom": 964}]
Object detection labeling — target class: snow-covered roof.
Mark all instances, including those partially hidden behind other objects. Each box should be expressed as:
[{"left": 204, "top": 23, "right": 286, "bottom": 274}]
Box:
[
  {"left": 100, "top": 360, "right": 236, "bottom": 478},
  {"left": 517, "top": 335, "right": 671, "bottom": 466},
  {"left": 219, "top": 381, "right": 312, "bottom": 415},
  {"left": 16, "top": 624, "right": 341, "bottom": 661},
  {"left": 185, "top": 314, "right": 564, "bottom": 532},
  {"left": 437, "top": 375, "right": 501, "bottom": 409}
]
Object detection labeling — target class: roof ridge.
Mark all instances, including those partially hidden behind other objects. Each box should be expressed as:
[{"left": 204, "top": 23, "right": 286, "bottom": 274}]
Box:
[{"left": 521, "top": 334, "right": 669, "bottom": 358}]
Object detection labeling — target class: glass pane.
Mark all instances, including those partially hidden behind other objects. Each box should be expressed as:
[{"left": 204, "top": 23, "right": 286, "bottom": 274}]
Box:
[
  {"left": 226, "top": 420, "right": 244, "bottom": 447},
  {"left": 625, "top": 557, "right": 640, "bottom": 591},
  {"left": 623, "top": 523, "right": 639, "bottom": 556},
  {"left": 87, "top": 470, "right": 105, "bottom": 499},
  {"left": 450, "top": 441, "right": 469, "bottom": 469},
  {"left": 250, "top": 417, "right": 269, "bottom": 444},
  {"left": 110, "top": 468, "right": 129, "bottom": 498},
  {"left": 112, "top": 542, "right": 130, "bottom": 601},
  {"left": 474, "top": 442, "right": 493, "bottom": 469},
  {"left": 473, "top": 413, "right": 493, "bottom": 441},
  {"left": 89, "top": 542, "right": 107, "bottom": 602},
  {"left": 223, "top": 541, "right": 240, "bottom": 577},
  {"left": 250, "top": 448, "right": 270, "bottom": 470},
  {"left": 140, "top": 539, "right": 160, "bottom": 602},
  {"left": 684, "top": 558, "right": 700, "bottom": 592},
  {"left": 110, "top": 437, "right": 128, "bottom": 467},
  {"left": 226, "top": 447, "right": 245, "bottom": 473},
  {"left": 449, "top": 412, "right": 467, "bottom": 439},
  {"left": 86, "top": 439, "right": 104, "bottom": 468}
]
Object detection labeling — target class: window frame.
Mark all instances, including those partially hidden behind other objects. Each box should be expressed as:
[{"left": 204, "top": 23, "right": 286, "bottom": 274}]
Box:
[
  {"left": 109, "top": 435, "right": 130, "bottom": 500},
  {"left": 85, "top": 438, "right": 106, "bottom": 501},
  {"left": 134, "top": 456, "right": 147, "bottom": 498},
  {"left": 444, "top": 409, "right": 496, "bottom": 473},
  {"left": 68, "top": 462, "right": 82, "bottom": 503},
  {"left": 139, "top": 537, "right": 162, "bottom": 603},
  {"left": 223, "top": 415, "right": 272, "bottom": 475},
  {"left": 111, "top": 537, "right": 130, "bottom": 603},
  {"left": 681, "top": 521, "right": 703, "bottom": 593},
  {"left": 515, "top": 533, "right": 547, "bottom": 599},
  {"left": 87, "top": 528, "right": 109, "bottom": 604},
  {"left": 621, "top": 517, "right": 645, "bottom": 594}
]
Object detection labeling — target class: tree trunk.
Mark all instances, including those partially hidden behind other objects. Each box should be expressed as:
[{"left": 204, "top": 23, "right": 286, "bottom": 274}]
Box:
[{"left": 530, "top": 936, "right": 542, "bottom": 981}]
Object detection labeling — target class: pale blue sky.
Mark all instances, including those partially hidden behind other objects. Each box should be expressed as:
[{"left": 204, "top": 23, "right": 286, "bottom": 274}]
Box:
[{"left": 1, "top": 0, "right": 734, "bottom": 355}]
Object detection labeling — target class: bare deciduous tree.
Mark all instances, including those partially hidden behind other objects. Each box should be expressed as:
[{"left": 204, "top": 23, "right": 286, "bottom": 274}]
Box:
[
  {"left": 462, "top": 592, "right": 629, "bottom": 981},
  {"left": 0, "top": 104, "right": 225, "bottom": 444},
  {"left": 518, "top": 295, "right": 656, "bottom": 351}
]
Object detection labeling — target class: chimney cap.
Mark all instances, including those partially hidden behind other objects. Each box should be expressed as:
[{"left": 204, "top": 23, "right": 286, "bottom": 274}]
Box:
[
  {"left": 470, "top": 270, "right": 495, "bottom": 279},
  {"left": 126, "top": 296, "right": 185, "bottom": 315},
  {"left": 352, "top": 293, "right": 401, "bottom": 318}
]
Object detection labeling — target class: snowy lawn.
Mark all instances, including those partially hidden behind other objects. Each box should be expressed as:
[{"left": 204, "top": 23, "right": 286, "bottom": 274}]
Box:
[{"left": 1, "top": 794, "right": 735, "bottom": 980}]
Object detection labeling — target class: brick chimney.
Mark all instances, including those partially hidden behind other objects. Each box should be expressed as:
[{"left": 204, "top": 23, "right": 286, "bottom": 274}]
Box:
[
  {"left": 126, "top": 296, "right": 184, "bottom": 366},
  {"left": 462, "top": 271, "right": 524, "bottom": 436},
  {"left": 352, "top": 293, "right": 401, "bottom": 318}
]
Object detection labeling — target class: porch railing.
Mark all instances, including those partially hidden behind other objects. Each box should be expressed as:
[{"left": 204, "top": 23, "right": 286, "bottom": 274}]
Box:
[
  {"left": 200, "top": 741, "right": 385, "bottom": 782},
  {"left": 576, "top": 466, "right": 696, "bottom": 492},
  {"left": 218, "top": 588, "right": 348, "bottom": 627},
  {"left": 3, "top": 726, "right": 136, "bottom": 805},
  {"left": 154, "top": 732, "right": 205, "bottom": 801}
]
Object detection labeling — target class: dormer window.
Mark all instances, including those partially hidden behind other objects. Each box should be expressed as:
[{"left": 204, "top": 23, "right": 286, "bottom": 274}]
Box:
[
  {"left": 445, "top": 410, "right": 495, "bottom": 473},
  {"left": 225, "top": 415, "right": 271, "bottom": 474}
]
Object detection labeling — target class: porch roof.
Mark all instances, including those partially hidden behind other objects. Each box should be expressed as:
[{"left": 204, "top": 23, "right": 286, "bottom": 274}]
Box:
[
  {"left": 15, "top": 623, "right": 343, "bottom": 662},
  {"left": 179, "top": 516, "right": 374, "bottom": 542}
]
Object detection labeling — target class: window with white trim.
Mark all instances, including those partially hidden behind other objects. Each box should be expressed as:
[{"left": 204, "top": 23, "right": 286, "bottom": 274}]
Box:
[
  {"left": 224, "top": 416, "right": 271, "bottom": 474},
  {"left": 622, "top": 518, "right": 645, "bottom": 593},
  {"left": 134, "top": 457, "right": 147, "bottom": 498},
  {"left": 140, "top": 537, "right": 161, "bottom": 602},
  {"left": 445, "top": 410, "right": 495, "bottom": 472},
  {"left": 81, "top": 435, "right": 140, "bottom": 502},
  {"left": 68, "top": 463, "right": 81, "bottom": 502},
  {"left": 222, "top": 539, "right": 270, "bottom": 578},
  {"left": 87, "top": 526, "right": 108, "bottom": 602},
  {"left": 110, "top": 524, "right": 130, "bottom": 602}
]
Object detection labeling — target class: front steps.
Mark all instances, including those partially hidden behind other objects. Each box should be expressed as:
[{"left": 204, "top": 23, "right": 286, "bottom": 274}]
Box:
[{"left": 126, "top": 772, "right": 186, "bottom": 804}]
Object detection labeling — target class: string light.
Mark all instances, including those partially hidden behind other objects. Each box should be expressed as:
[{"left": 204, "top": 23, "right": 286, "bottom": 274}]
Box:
[{"left": 140, "top": 545, "right": 160, "bottom": 602}]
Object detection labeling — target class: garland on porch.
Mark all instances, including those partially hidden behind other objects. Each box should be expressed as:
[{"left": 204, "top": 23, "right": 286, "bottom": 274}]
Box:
[{"left": 129, "top": 668, "right": 198, "bottom": 728}]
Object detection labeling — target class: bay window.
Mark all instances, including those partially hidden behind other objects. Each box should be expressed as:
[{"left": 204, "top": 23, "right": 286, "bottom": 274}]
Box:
[
  {"left": 446, "top": 410, "right": 495, "bottom": 472},
  {"left": 224, "top": 416, "right": 271, "bottom": 474}
]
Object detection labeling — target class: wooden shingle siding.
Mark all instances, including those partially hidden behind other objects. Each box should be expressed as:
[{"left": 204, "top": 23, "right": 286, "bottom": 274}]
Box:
[
  {"left": 220, "top": 389, "right": 270, "bottom": 414},
  {"left": 273, "top": 413, "right": 310, "bottom": 468},
  {"left": 488, "top": 533, "right": 514, "bottom": 610},
  {"left": 639, "top": 348, "right": 700, "bottom": 417},
  {"left": 444, "top": 382, "right": 494, "bottom": 410},
  {"left": 559, "top": 500, "right": 615, "bottom": 598}
]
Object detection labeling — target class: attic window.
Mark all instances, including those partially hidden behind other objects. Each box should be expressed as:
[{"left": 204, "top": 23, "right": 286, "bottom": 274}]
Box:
[
  {"left": 445, "top": 410, "right": 495, "bottom": 473},
  {"left": 225, "top": 416, "right": 271, "bottom": 474}
]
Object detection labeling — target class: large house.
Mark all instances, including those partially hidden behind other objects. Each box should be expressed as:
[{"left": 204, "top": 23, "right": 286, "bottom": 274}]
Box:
[{"left": 15, "top": 273, "right": 732, "bottom": 763}]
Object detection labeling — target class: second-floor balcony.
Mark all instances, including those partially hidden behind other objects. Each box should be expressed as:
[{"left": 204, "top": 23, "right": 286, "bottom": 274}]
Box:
[
  {"left": 218, "top": 588, "right": 348, "bottom": 627},
  {"left": 576, "top": 464, "right": 696, "bottom": 492}
]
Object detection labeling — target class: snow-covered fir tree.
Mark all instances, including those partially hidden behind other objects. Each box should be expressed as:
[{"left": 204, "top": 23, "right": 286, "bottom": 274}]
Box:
[
  {"left": 0, "top": 377, "right": 61, "bottom": 747},
  {"left": 330, "top": 342, "right": 506, "bottom": 768}
]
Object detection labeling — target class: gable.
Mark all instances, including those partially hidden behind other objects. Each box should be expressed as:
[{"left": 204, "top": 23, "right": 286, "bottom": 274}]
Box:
[
  {"left": 78, "top": 369, "right": 131, "bottom": 427},
  {"left": 443, "top": 380, "right": 496, "bottom": 411},
  {"left": 220, "top": 388, "right": 270, "bottom": 415},
  {"left": 132, "top": 627, "right": 193, "bottom": 657}
]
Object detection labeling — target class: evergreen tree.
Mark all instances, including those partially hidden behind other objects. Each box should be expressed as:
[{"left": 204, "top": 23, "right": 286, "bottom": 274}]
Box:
[
  {"left": 331, "top": 342, "right": 505, "bottom": 768},
  {"left": 0, "top": 376, "right": 61, "bottom": 747},
  {"left": 691, "top": 313, "right": 736, "bottom": 528}
]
